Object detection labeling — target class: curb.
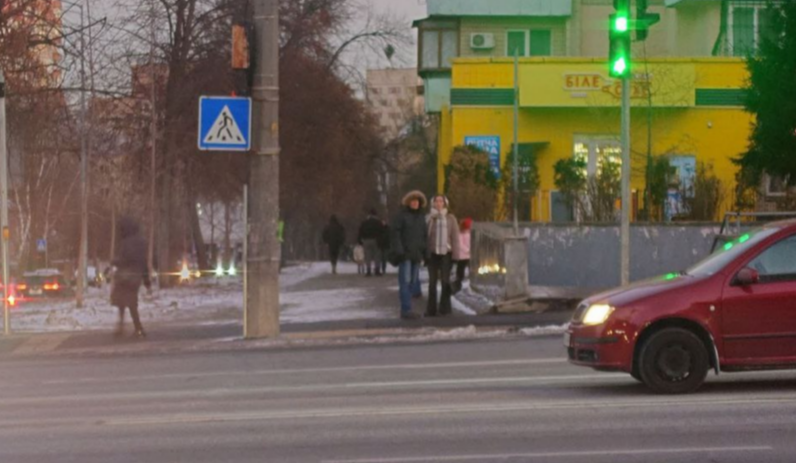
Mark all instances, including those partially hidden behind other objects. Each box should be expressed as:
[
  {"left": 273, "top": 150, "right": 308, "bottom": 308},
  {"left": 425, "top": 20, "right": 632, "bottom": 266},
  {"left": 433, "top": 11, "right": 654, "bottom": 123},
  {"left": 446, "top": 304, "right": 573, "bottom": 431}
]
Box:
[{"left": 0, "top": 323, "right": 569, "bottom": 360}]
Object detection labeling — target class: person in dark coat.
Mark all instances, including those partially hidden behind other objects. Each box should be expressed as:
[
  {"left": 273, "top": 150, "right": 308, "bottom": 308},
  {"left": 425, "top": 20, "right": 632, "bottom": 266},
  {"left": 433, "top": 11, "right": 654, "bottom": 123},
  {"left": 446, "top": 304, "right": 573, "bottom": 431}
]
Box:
[
  {"left": 358, "top": 209, "right": 384, "bottom": 277},
  {"left": 111, "top": 217, "right": 151, "bottom": 338},
  {"left": 322, "top": 216, "right": 346, "bottom": 275},
  {"left": 389, "top": 190, "right": 428, "bottom": 320}
]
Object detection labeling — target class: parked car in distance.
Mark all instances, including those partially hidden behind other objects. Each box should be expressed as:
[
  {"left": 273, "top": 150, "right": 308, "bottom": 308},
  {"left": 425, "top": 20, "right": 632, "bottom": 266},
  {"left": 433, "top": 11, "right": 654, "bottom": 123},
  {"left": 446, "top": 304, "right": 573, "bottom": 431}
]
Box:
[
  {"left": 565, "top": 220, "right": 795, "bottom": 394},
  {"left": 22, "top": 270, "right": 72, "bottom": 299}
]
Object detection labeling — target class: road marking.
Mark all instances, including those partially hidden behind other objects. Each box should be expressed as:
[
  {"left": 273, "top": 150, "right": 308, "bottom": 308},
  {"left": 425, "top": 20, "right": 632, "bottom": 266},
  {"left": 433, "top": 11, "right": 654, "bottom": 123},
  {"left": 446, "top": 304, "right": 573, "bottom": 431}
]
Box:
[
  {"left": 42, "top": 358, "right": 568, "bottom": 386},
  {"left": 96, "top": 396, "right": 795, "bottom": 427},
  {"left": 0, "top": 395, "right": 785, "bottom": 430},
  {"left": 321, "top": 446, "right": 774, "bottom": 463},
  {"left": 6, "top": 373, "right": 626, "bottom": 406}
]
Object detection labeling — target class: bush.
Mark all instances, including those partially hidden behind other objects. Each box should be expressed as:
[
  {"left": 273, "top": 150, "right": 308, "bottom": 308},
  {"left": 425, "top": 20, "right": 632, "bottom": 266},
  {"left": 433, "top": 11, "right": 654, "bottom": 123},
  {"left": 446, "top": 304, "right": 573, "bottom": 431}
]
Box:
[
  {"left": 554, "top": 154, "right": 620, "bottom": 223},
  {"left": 682, "top": 163, "right": 725, "bottom": 221}
]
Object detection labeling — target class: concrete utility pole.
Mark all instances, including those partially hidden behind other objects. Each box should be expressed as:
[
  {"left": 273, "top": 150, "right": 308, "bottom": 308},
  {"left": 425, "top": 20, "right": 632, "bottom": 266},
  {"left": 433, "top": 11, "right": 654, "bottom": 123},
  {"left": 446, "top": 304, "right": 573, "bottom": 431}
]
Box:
[
  {"left": 245, "top": 0, "right": 280, "bottom": 339},
  {"left": 0, "top": 71, "right": 10, "bottom": 336},
  {"left": 620, "top": 78, "right": 631, "bottom": 286}
]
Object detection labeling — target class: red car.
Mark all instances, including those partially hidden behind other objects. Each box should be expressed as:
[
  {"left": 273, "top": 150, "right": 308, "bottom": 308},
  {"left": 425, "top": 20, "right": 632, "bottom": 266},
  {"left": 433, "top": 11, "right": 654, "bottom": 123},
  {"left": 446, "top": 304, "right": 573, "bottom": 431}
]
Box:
[{"left": 565, "top": 220, "right": 795, "bottom": 394}]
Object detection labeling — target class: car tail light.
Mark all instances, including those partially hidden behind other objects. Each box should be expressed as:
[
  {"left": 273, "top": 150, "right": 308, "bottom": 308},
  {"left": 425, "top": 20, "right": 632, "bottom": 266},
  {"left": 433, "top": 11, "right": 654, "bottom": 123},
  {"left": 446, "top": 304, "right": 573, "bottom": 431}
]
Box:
[
  {"left": 17, "top": 284, "right": 27, "bottom": 291},
  {"left": 44, "top": 283, "right": 60, "bottom": 291}
]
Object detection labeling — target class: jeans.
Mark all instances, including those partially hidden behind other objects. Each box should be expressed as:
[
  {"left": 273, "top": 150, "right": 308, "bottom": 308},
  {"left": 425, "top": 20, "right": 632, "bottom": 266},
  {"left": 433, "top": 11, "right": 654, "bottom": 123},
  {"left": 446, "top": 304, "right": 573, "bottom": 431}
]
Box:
[
  {"left": 398, "top": 260, "right": 422, "bottom": 314},
  {"left": 427, "top": 253, "right": 453, "bottom": 316}
]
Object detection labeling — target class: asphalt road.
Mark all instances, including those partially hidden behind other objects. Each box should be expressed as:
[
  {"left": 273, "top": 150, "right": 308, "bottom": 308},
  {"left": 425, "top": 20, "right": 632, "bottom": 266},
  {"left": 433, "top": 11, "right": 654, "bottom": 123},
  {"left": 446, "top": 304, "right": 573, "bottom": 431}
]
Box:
[{"left": 0, "top": 337, "right": 793, "bottom": 463}]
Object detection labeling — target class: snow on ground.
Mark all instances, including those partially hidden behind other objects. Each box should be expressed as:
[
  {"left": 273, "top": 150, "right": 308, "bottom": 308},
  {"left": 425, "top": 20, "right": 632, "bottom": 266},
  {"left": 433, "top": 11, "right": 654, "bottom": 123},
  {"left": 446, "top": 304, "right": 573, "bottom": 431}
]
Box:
[
  {"left": 10, "top": 262, "right": 372, "bottom": 333},
  {"left": 281, "top": 288, "right": 393, "bottom": 324}
]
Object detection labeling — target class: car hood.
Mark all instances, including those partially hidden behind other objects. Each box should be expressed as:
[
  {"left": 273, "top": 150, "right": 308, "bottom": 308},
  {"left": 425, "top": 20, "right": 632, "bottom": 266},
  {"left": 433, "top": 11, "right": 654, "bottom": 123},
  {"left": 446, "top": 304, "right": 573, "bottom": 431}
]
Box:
[{"left": 584, "top": 275, "right": 701, "bottom": 308}]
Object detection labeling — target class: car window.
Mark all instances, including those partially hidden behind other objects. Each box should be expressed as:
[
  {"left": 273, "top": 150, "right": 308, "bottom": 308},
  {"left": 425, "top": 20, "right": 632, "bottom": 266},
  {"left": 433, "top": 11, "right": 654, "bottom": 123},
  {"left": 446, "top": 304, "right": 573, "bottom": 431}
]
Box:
[
  {"left": 747, "top": 235, "right": 796, "bottom": 282},
  {"left": 686, "top": 227, "right": 780, "bottom": 277}
]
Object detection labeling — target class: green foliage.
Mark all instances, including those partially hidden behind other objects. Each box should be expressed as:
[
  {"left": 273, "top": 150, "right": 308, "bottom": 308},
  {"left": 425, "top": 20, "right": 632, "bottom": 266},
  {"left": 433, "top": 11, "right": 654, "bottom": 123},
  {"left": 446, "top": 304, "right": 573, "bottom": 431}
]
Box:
[{"left": 738, "top": 0, "right": 795, "bottom": 187}]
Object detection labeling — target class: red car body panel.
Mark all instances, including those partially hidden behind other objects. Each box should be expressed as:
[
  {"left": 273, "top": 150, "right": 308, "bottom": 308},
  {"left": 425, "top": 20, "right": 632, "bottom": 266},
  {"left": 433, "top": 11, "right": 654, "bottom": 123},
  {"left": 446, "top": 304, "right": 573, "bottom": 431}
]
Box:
[{"left": 567, "top": 221, "right": 796, "bottom": 374}]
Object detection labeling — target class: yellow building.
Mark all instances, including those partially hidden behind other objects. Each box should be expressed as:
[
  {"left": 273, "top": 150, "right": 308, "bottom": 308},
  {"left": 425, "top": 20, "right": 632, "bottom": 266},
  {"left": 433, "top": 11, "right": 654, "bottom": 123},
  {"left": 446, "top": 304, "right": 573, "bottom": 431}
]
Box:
[{"left": 415, "top": 0, "right": 777, "bottom": 222}]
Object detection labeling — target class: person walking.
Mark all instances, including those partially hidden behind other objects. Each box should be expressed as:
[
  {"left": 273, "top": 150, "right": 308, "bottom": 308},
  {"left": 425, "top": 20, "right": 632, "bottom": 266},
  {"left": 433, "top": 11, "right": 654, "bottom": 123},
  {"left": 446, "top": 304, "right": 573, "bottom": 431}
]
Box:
[
  {"left": 389, "top": 191, "right": 428, "bottom": 320},
  {"left": 322, "top": 216, "right": 346, "bottom": 274},
  {"left": 426, "top": 195, "right": 460, "bottom": 317},
  {"left": 453, "top": 218, "right": 473, "bottom": 294},
  {"left": 358, "top": 209, "right": 383, "bottom": 277},
  {"left": 111, "top": 217, "right": 151, "bottom": 338}
]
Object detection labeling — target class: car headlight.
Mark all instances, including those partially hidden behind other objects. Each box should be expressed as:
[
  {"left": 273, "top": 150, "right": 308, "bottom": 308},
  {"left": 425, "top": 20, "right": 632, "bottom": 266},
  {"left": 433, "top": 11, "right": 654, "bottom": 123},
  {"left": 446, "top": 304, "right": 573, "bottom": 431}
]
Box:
[{"left": 582, "top": 304, "right": 615, "bottom": 326}]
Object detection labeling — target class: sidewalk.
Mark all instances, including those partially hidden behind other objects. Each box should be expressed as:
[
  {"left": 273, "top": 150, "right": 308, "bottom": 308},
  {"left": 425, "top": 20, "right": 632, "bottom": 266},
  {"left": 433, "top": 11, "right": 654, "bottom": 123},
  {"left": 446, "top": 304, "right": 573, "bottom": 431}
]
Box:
[{"left": 0, "top": 262, "right": 573, "bottom": 359}]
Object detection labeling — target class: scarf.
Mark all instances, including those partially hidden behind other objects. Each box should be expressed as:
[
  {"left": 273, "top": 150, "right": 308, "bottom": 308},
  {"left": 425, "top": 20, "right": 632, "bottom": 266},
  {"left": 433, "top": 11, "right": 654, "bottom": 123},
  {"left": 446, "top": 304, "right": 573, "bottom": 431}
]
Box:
[{"left": 429, "top": 208, "right": 449, "bottom": 255}]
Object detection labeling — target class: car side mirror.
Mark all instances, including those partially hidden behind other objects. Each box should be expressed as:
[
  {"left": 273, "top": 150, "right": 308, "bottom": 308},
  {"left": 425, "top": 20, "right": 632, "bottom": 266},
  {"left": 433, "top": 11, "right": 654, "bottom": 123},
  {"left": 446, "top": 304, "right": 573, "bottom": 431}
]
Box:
[{"left": 735, "top": 268, "right": 760, "bottom": 287}]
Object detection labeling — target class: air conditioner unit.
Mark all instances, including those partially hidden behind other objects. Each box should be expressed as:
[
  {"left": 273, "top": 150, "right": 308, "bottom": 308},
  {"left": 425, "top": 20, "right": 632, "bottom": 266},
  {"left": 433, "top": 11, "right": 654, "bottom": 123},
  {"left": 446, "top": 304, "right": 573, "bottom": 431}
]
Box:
[{"left": 470, "top": 33, "right": 495, "bottom": 50}]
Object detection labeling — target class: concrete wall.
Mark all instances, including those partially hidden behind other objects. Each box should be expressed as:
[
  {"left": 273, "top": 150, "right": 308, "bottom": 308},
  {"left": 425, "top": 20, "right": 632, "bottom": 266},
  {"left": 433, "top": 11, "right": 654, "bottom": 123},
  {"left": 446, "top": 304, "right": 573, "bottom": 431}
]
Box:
[{"left": 523, "top": 224, "right": 740, "bottom": 289}]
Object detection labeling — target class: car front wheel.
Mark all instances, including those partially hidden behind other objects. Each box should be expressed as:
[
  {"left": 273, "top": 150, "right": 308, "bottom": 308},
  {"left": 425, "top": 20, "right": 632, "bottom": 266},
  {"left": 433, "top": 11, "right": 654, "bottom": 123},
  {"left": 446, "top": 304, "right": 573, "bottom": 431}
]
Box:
[{"left": 639, "top": 328, "right": 709, "bottom": 394}]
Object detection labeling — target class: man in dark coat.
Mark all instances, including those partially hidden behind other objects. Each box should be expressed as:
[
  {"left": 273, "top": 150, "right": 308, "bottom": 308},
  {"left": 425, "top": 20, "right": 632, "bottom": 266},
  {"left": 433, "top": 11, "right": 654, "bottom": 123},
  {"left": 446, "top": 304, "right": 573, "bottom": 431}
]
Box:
[
  {"left": 322, "top": 215, "right": 346, "bottom": 275},
  {"left": 111, "top": 217, "right": 151, "bottom": 338},
  {"left": 389, "top": 190, "right": 428, "bottom": 320}
]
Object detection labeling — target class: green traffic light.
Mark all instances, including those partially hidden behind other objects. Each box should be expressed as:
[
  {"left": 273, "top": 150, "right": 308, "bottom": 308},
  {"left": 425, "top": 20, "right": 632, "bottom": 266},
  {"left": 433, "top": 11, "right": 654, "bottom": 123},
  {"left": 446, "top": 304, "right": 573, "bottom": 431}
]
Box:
[
  {"left": 612, "top": 57, "right": 628, "bottom": 76},
  {"left": 614, "top": 16, "right": 629, "bottom": 32}
]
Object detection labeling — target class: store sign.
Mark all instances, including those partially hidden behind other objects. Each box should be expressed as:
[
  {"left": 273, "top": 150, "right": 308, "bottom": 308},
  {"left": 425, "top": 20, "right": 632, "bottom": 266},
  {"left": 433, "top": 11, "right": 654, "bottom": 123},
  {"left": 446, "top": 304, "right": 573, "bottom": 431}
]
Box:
[
  {"left": 464, "top": 136, "right": 501, "bottom": 178},
  {"left": 520, "top": 63, "right": 696, "bottom": 108}
]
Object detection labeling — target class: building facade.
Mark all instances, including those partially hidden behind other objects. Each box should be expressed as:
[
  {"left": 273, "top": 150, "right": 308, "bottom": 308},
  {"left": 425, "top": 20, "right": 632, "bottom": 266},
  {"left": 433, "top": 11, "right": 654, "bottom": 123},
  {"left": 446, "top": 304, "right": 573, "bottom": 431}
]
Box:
[
  {"left": 366, "top": 68, "right": 425, "bottom": 140},
  {"left": 415, "top": 0, "right": 777, "bottom": 222}
]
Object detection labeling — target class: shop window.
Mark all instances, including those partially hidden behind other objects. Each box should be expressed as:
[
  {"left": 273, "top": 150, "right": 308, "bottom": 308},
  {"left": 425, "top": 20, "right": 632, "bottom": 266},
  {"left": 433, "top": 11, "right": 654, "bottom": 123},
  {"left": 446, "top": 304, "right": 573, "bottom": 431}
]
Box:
[{"left": 763, "top": 172, "right": 789, "bottom": 197}]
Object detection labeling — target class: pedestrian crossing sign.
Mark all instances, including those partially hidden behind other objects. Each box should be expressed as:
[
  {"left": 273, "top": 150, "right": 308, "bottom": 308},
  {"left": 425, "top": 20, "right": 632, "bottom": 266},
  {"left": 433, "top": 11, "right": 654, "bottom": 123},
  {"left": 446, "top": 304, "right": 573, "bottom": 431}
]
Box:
[{"left": 198, "top": 96, "right": 252, "bottom": 151}]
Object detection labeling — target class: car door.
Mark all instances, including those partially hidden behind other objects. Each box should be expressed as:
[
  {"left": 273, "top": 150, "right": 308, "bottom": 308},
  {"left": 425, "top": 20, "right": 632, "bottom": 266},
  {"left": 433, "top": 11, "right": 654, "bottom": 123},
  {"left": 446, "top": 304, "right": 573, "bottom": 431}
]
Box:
[{"left": 721, "top": 234, "right": 796, "bottom": 365}]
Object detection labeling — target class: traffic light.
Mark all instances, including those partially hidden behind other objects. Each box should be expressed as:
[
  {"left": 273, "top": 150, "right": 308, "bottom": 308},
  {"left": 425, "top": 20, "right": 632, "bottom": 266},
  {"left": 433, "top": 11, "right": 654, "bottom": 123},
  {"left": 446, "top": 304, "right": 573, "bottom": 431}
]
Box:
[
  {"left": 609, "top": 0, "right": 631, "bottom": 79},
  {"left": 636, "top": 0, "right": 661, "bottom": 41}
]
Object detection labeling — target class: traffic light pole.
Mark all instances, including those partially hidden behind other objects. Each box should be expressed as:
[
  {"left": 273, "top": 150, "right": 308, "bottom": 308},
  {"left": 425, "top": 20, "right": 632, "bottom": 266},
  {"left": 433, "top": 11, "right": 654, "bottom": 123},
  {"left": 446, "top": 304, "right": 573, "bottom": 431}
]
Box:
[
  {"left": 620, "top": 78, "right": 631, "bottom": 286},
  {"left": 0, "top": 72, "right": 9, "bottom": 336},
  {"left": 246, "top": 0, "right": 280, "bottom": 339}
]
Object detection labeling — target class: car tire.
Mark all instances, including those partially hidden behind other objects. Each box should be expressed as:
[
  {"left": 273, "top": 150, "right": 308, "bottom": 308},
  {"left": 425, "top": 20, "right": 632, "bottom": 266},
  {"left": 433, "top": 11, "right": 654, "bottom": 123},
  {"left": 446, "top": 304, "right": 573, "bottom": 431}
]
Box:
[{"left": 639, "top": 328, "right": 709, "bottom": 394}]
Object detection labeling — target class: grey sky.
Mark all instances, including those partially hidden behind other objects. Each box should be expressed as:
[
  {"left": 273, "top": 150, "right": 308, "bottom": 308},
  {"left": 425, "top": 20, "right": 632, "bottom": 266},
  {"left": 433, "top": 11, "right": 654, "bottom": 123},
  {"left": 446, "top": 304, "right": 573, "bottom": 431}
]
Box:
[
  {"left": 369, "top": 0, "right": 428, "bottom": 22},
  {"left": 340, "top": 0, "right": 428, "bottom": 82}
]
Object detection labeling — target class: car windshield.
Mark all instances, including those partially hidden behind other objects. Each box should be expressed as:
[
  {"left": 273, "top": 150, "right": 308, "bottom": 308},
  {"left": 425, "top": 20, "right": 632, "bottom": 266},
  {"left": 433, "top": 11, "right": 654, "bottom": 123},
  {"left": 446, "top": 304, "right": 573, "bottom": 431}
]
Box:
[{"left": 686, "top": 227, "right": 780, "bottom": 277}]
